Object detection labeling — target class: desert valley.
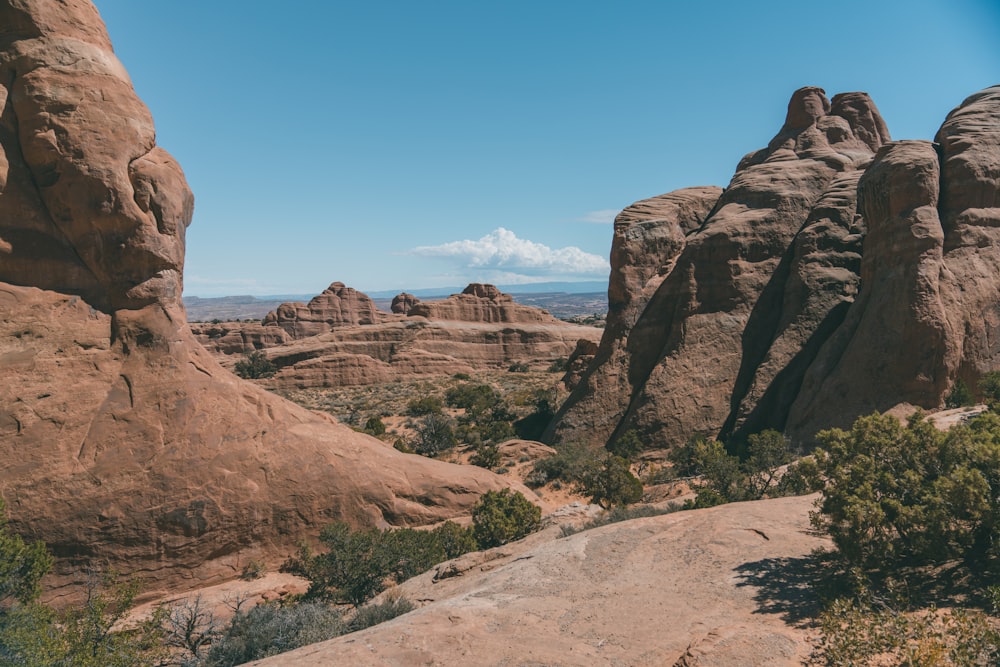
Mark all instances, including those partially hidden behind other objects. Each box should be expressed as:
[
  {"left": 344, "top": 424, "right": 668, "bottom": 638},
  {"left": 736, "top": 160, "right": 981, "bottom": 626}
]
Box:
[{"left": 2, "top": 1, "right": 1000, "bottom": 665}]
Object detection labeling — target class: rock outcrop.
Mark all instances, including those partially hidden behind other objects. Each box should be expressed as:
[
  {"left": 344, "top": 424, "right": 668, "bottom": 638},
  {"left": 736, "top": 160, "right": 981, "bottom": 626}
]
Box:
[
  {"left": 406, "top": 283, "right": 563, "bottom": 324},
  {"left": 261, "top": 281, "right": 385, "bottom": 338},
  {"left": 193, "top": 281, "right": 602, "bottom": 388},
  {"left": 0, "top": 0, "right": 521, "bottom": 600},
  {"left": 549, "top": 87, "right": 889, "bottom": 448},
  {"left": 390, "top": 291, "right": 419, "bottom": 314},
  {"left": 255, "top": 320, "right": 602, "bottom": 389},
  {"left": 785, "top": 86, "right": 1000, "bottom": 440},
  {"left": 254, "top": 495, "right": 826, "bottom": 667},
  {"left": 548, "top": 85, "right": 1000, "bottom": 450}
]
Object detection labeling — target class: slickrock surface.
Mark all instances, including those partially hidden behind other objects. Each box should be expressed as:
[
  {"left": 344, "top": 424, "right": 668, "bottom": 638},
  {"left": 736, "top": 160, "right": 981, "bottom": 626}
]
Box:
[
  {"left": 190, "top": 321, "right": 292, "bottom": 354},
  {"left": 548, "top": 85, "right": 1000, "bottom": 450},
  {"left": 0, "top": 0, "right": 523, "bottom": 601},
  {"left": 253, "top": 495, "right": 826, "bottom": 667},
  {"left": 261, "top": 281, "right": 385, "bottom": 339}
]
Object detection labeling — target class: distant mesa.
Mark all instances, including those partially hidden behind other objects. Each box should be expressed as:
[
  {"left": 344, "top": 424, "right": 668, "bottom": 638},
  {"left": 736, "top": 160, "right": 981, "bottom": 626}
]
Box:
[
  {"left": 192, "top": 282, "right": 603, "bottom": 388},
  {"left": 546, "top": 84, "right": 1000, "bottom": 450}
]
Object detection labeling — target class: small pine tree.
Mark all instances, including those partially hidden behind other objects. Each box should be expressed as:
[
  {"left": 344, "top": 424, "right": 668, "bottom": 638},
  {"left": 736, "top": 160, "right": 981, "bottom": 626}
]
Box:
[
  {"left": 234, "top": 350, "right": 276, "bottom": 379},
  {"left": 471, "top": 490, "right": 541, "bottom": 548}
]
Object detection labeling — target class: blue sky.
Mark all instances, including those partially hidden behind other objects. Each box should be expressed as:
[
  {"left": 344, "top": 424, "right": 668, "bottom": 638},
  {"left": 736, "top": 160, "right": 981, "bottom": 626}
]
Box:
[{"left": 91, "top": 1, "right": 999, "bottom": 297}]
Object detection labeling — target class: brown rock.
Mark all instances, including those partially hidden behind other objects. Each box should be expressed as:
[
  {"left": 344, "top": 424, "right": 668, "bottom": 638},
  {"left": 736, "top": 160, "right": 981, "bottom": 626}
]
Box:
[
  {"left": 253, "top": 495, "right": 826, "bottom": 667},
  {"left": 390, "top": 291, "right": 420, "bottom": 314},
  {"left": 190, "top": 321, "right": 291, "bottom": 355},
  {"left": 408, "top": 283, "right": 563, "bottom": 323},
  {"left": 548, "top": 87, "right": 886, "bottom": 448},
  {"left": 261, "top": 281, "right": 385, "bottom": 338},
  {"left": 257, "top": 319, "right": 602, "bottom": 389},
  {"left": 547, "top": 187, "right": 721, "bottom": 445},
  {"left": 787, "top": 86, "right": 1000, "bottom": 440},
  {"left": 0, "top": 0, "right": 525, "bottom": 602}
]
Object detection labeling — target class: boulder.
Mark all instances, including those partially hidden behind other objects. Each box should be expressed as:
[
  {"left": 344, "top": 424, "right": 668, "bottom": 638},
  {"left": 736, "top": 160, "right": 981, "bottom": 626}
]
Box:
[{"left": 390, "top": 291, "right": 420, "bottom": 314}]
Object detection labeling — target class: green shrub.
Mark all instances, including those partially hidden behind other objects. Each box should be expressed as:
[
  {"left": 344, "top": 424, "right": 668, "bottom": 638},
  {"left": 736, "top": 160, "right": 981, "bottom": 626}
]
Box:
[
  {"left": 406, "top": 396, "right": 443, "bottom": 416},
  {"left": 445, "top": 383, "right": 500, "bottom": 413},
  {"left": 526, "top": 442, "right": 600, "bottom": 489},
  {"left": 980, "top": 371, "right": 1000, "bottom": 411},
  {"left": 290, "top": 521, "right": 476, "bottom": 606},
  {"left": 234, "top": 350, "right": 276, "bottom": 379},
  {"left": 946, "top": 378, "right": 976, "bottom": 409},
  {"left": 508, "top": 362, "right": 529, "bottom": 373},
  {"left": 0, "top": 499, "right": 52, "bottom": 609},
  {"left": 204, "top": 601, "right": 344, "bottom": 666},
  {"left": 345, "top": 597, "right": 415, "bottom": 634},
  {"left": 413, "top": 413, "right": 457, "bottom": 456},
  {"left": 811, "top": 598, "right": 1000, "bottom": 667},
  {"left": 363, "top": 416, "right": 387, "bottom": 436},
  {"left": 471, "top": 489, "right": 541, "bottom": 549},
  {"left": 547, "top": 357, "right": 568, "bottom": 373},
  {"left": 810, "top": 411, "right": 1000, "bottom": 579},
  {"left": 581, "top": 456, "right": 643, "bottom": 509},
  {"left": 470, "top": 443, "right": 501, "bottom": 470},
  {"left": 607, "top": 429, "right": 643, "bottom": 462}
]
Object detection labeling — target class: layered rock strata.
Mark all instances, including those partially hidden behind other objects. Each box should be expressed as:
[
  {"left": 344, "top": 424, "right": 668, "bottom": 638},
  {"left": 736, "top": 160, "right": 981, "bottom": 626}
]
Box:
[
  {"left": 261, "top": 281, "right": 385, "bottom": 338},
  {"left": 405, "top": 283, "right": 563, "bottom": 324}
]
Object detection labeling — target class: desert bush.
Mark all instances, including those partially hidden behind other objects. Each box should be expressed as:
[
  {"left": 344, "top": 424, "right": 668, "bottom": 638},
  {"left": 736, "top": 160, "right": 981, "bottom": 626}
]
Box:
[
  {"left": 345, "top": 597, "right": 415, "bottom": 634},
  {"left": 526, "top": 442, "right": 601, "bottom": 489},
  {"left": 239, "top": 560, "right": 264, "bottom": 581},
  {"left": 405, "top": 396, "right": 443, "bottom": 416},
  {"left": 445, "top": 383, "right": 500, "bottom": 413},
  {"left": 606, "top": 429, "right": 643, "bottom": 462},
  {"left": 979, "top": 371, "right": 1000, "bottom": 411},
  {"left": 233, "top": 351, "right": 276, "bottom": 379},
  {"left": 204, "top": 601, "right": 344, "bottom": 667},
  {"left": 290, "top": 521, "right": 476, "bottom": 606},
  {"left": 469, "top": 442, "right": 501, "bottom": 470},
  {"left": 471, "top": 489, "right": 541, "bottom": 549},
  {"left": 413, "top": 413, "right": 457, "bottom": 457},
  {"left": 809, "top": 411, "right": 1000, "bottom": 579},
  {"left": 508, "top": 362, "right": 529, "bottom": 373},
  {"left": 581, "top": 456, "right": 643, "bottom": 509},
  {"left": 810, "top": 598, "right": 1000, "bottom": 667},
  {"left": 363, "top": 416, "right": 387, "bottom": 436},
  {"left": 547, "top": 357, "right": 568, "bottom": 373},
  {"left": 670, "top": 430, "right": 794, "bottom": 508},
  {"left": 0, "top": 500, "right": 51, "bottom": 610},
  {"left": 946, "top": 378, "right": 976, "bottom": 409}
]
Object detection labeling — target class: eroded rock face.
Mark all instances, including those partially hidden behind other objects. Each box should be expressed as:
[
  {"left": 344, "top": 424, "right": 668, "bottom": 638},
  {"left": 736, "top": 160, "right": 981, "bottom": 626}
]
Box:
[
  {"left": 786, "top": 86, "right": 1000, "bottom": 440},
  {"left": 546, "top": 187, "right": 722, "bottom": 446},
  {"left": 549, "top": 85, "right": 1000, "bottom": 450},
  {"left": 0, "top": 0, "right": 522, "bottom": 601},
  {"left": 549, "top": 87, "right": 887, "bottom": 448},
  {"left": 390, "top": 291, "right": 419, "bottom": 314},
  {"left": 406, "top": 283, "right": 563, "bottom": 324},
  {"left": 261, "top": 281, "right": 385, "bottom": 338}
]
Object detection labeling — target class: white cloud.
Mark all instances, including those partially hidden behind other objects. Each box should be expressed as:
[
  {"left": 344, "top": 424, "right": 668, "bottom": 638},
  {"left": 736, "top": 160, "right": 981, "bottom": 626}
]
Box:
[
  {"left": 411, "top": 228, "right": 609, "bottom": 277},
  {"left": 577, "top": 209, "right": 619, "bottom": 224}
]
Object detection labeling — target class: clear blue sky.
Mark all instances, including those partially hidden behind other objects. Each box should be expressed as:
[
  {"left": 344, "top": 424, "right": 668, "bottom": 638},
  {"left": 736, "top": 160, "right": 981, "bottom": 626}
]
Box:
[{"left": 91, "top": 1, "right": 999, "bottom": 297}]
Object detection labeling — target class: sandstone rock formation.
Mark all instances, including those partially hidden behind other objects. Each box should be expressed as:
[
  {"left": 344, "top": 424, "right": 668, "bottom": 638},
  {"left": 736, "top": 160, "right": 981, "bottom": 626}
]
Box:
[
  {"left": 253, "top": 495, "right": 826, "bottom": 667},
  {"left": 193, "top": 282, "right": 602, "bottom": 388},
  {"left": 406, "top": 283, "right": 563, "bottom": 324},
  {"left": 0, "top": 0, "right": 521, "bottom": 600},
  {"left": 785, "top": 86, "right": 1000, "bottom": 440},
  {"left": 261, "top": 281, "right": 385, "bottom": 338},
  {"left": 257, "top": 319, "right": 602, "bottom": 389},
  {"left": 548, "top": 85, "right": 1000, "bottom": 450},
  {"left": 390, "top": 291, "right": 419, "bottom": 314},
  {"left": 549, "top": 88, "right": 887, "bottom": 448},
  {"left": 190, "top": 321, "right": 291, "bottom": 354}
]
